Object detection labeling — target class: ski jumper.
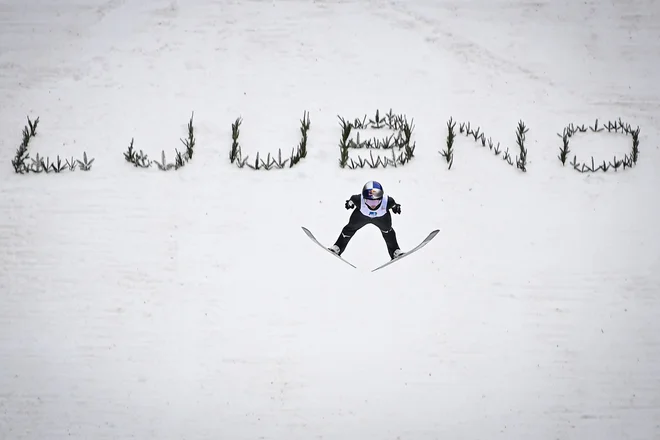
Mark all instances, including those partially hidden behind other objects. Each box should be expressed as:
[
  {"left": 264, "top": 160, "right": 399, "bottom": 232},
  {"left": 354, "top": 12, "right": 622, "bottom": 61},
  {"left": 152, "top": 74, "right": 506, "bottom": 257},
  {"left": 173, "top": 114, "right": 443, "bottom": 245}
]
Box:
[{"left": 333, "top": 194, "right": 401, "bottom": 259}]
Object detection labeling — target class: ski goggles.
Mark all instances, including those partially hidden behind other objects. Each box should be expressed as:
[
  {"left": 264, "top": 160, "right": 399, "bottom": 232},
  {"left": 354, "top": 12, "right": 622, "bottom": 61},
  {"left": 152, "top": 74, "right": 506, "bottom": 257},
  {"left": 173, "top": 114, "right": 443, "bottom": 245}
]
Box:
[{"left": 365, "top": 198, "right": 382, "bottom": 209}]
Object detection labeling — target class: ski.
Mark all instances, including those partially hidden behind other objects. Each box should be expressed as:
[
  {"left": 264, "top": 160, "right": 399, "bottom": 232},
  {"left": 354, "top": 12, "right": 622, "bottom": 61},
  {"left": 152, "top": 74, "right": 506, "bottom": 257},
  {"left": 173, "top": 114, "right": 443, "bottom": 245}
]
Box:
[
  {"left": 301, "top": 226, "right": 357, "bottom": 268},
  {"left": 371, "top": 229, "right": 439, "bottom": 272}
]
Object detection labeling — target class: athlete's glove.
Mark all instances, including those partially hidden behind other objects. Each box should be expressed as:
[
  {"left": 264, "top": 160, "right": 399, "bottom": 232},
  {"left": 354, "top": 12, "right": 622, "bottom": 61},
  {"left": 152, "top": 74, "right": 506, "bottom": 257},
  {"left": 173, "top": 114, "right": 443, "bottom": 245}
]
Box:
[
  {"left": 392, "top": 203, "right": 401, "bottom": 214},
  {"left": 345, "top": 200, "right": 355, "bottom": 209}
]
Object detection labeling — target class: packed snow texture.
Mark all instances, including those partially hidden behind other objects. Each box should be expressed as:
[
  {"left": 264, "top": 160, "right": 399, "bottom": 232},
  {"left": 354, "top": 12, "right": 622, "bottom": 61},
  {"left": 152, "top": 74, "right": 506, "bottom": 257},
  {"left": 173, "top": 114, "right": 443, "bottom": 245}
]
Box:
[{"left": 1, "top": 0, "right": 659, "bottom": 439}]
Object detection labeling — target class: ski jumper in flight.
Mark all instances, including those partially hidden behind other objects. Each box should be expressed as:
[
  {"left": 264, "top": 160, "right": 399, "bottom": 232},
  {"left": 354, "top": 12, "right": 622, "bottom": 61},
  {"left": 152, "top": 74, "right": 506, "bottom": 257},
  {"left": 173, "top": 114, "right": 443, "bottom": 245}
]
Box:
[{"left": 329, "top": 181, "right": 403, "bottom": 260}]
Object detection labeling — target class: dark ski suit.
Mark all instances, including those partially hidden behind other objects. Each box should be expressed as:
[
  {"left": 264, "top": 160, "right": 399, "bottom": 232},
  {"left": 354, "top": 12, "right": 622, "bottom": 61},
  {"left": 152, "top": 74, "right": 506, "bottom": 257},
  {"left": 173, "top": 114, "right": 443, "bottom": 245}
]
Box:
[{"left": 333, "top": 193, "right": 402, "bottom": 259}]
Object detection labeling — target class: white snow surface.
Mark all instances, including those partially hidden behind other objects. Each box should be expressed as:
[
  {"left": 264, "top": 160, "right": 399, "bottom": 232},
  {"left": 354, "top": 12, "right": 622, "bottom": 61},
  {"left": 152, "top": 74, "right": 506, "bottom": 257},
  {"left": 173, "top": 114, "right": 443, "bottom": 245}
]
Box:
[{"left": 1, "top": 0, "right": 659, "bottom": 439}]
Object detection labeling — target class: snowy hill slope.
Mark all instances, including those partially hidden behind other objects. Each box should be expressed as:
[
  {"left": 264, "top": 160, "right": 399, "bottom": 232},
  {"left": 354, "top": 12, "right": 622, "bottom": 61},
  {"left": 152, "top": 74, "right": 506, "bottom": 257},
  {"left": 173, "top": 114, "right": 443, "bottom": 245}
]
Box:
[{"left": 1, "top": 0, "right": 659, "bottom": 439}]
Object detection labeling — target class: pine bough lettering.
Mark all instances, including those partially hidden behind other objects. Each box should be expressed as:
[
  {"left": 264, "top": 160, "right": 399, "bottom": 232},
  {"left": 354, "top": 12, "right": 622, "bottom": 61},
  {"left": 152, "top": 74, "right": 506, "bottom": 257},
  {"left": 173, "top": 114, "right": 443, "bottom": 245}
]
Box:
[
  {"left": 338, "top": 109, "right": 416, "bottom": 169},
  {"left": 123, "top": 112, "right": 196, "bottom": 170},
  {"left": 557, "top": 118, "right": 640, "bottom": 172},
  {"left": 10, "top": 111, "right": 642, "bottom": 175},
  {"left": 229, "top": 111, "right": 310, "bottom": 170},
  {"left": 11, "top": 116, "right": 94, "bottom": 173},
  {"left": 441, "top": 118, "right": 529, "bottom": 172}
]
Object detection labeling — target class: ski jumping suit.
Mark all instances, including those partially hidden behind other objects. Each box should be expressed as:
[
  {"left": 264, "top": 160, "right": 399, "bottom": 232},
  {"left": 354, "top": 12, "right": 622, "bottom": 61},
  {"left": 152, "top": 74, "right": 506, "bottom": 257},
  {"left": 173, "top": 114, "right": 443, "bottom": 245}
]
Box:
[{"left": 333, "top": 193, "right": 401, "bottom": 259}]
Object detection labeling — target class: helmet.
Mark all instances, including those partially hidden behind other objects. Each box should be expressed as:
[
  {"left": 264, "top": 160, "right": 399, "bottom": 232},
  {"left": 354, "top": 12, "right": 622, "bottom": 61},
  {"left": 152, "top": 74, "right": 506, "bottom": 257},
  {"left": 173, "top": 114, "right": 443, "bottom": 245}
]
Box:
[{"left": 362, "top": 181, "right": 383, "bottom": 210}]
